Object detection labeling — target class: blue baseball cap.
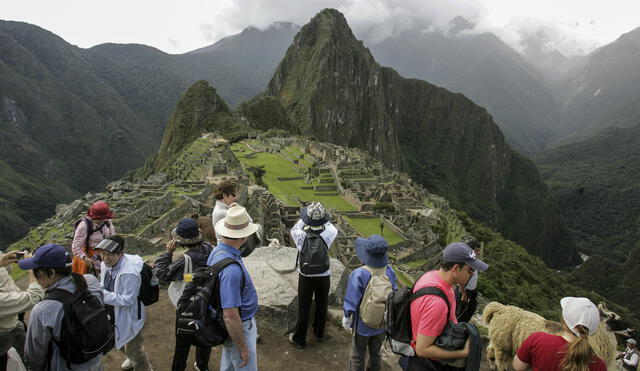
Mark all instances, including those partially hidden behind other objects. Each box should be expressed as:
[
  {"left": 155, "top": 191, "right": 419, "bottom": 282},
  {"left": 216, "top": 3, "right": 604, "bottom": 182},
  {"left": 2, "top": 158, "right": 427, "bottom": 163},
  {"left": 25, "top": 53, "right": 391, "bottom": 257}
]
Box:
[
  {"left": 355, "top": 235, "right": 389, "bottom": 268},
  {"left": 442, "top": 242, "right": 489, "bottom": 271},
  {"left": 18, "top": 244, "right": 71, "bottom": 270}
]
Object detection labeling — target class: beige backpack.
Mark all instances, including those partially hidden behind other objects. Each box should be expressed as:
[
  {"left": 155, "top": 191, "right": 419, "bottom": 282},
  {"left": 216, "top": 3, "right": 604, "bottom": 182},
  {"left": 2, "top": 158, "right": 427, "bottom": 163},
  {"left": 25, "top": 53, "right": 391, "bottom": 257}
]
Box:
[{"left": 358, "top": 265, "right": 392, "bottom": 329}]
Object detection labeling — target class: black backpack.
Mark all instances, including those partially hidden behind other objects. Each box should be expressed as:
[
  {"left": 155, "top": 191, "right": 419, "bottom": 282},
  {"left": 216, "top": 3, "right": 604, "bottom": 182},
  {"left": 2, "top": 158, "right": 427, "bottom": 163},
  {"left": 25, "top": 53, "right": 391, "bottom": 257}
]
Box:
[
  {"left": 175, "top": 258, "right": 245, "bottom": 347},
  {"left": 296, "top": 229, "right": 330, "bottom": 275},
  {"left": 45, "top": 288, "right": 115, "bottom": 366},
  {"left": 385, "top": 286, "right": 450, "bottom": 357},
  {"left": 138, "top": 263, "right": 159, "bottom": 310}
]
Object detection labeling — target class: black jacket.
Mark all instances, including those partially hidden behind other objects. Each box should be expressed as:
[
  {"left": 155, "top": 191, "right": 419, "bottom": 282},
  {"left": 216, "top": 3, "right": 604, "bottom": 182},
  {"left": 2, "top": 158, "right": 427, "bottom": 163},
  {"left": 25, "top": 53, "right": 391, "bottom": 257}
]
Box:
[{"left": 152, "top": 243, "right": 213, "bottom": 283}]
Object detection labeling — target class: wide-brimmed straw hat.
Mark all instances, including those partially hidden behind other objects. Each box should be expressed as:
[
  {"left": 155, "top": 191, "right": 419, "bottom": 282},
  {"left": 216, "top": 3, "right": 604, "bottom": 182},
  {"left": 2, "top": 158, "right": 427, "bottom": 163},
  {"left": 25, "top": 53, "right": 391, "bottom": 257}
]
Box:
[{"left": 215, "top": 206, "right": 259, "bottom": 239}]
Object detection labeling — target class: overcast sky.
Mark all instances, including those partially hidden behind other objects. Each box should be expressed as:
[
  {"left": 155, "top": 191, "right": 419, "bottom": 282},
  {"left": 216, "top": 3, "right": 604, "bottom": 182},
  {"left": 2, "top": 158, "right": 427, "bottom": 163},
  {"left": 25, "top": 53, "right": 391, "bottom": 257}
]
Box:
[{"left": 3, "top": 0, "right": 639, "bottom": 56}]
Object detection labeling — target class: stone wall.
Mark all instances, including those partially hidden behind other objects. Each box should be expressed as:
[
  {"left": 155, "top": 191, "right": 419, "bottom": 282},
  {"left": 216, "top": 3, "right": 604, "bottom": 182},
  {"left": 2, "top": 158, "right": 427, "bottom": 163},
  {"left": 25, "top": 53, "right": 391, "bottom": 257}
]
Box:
[
  {"left": 245, "top": 186, "right": 286, "bottom": 244},
  {"left": 116, "top": 192, "right": 173, "bottom": 233},
  {"left": 139, "top": 198, "right": 197, "bottom": 240}
]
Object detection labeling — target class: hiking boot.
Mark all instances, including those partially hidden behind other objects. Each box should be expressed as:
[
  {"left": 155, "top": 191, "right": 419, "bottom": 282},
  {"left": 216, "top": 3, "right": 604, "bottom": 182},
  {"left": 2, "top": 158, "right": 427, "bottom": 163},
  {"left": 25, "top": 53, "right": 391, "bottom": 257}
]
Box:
[
  {"left": 288, "top": 333, "right": 305, "bottom": 349},
  {"left": 120, "top": 358, "right": 133, "bottom": 370},
  {"left": 315, "top": 334, "right": 330, "bottom": 342}
]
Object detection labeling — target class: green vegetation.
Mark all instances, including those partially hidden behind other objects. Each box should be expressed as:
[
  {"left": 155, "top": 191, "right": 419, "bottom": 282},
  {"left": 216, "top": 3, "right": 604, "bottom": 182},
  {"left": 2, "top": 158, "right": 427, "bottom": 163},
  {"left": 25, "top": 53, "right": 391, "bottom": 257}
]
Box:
[
  {"left": 394, "top": 269, "right": 415, "bottom": 287},
  {"left": 261, "top": 8, "right": 578, "bottom": 269},
  {"left": 431, "top": 212, "right": 466, "bottom": 246},
  {"left": 535, "top": 124, "right": 640, "bottom": 321},
  {"left": 343, "top": 216, "right": 403, "bottom": 245},
  {"left": 458, "top": 211, "right": 638, "bottom": 324},
  {"left": 231, "top": 143, "right": 355, "bottom": 210},
  {"left": 404, "top": 259, "right": 427, "bottom": 269}
]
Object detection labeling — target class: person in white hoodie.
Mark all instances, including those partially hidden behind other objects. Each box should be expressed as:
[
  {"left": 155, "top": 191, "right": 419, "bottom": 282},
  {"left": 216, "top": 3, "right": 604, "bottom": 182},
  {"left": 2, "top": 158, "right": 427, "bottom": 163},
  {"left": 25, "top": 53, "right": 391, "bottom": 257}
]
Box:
[{"left": 95, "top": 236, "right": 153, "bottom": 371}]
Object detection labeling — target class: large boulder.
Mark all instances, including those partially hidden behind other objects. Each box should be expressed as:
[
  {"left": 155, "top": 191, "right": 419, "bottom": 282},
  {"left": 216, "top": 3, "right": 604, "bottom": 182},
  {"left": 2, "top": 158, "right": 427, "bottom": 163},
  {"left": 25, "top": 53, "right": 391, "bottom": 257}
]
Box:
[{"left": 244, "top": 244, "right": 348, "bottom": 334}]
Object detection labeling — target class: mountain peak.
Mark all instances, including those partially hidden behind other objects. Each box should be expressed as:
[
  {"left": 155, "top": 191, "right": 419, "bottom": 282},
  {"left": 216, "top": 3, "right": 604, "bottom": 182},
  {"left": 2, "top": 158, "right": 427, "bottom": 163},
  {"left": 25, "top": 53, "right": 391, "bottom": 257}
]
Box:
[
  {"left": 448, "top": 16, "right": 475, "bottom": 34},
  {"left": 149, "top": 80, "right": 229, "bottom": 173}
]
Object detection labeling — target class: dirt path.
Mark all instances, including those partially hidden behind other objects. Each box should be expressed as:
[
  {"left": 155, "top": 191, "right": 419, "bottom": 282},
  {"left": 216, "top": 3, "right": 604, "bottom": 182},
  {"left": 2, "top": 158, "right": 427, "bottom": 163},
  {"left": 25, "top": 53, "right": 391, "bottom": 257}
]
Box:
[
  {"left": 102, "top": 289, "right": 358, "bottom": 371},
  {"left": 15, "top": 273, "right": 491, "bottom": 370}
]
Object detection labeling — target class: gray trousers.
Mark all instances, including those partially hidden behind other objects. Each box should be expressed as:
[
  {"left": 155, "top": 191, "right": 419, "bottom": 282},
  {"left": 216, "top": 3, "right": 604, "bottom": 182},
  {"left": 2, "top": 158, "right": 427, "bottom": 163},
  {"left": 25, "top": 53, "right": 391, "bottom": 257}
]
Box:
[
  {"left": 121, "top": 328, "right": 152, "bottom": 371},
  {"left": 349, "top": 332, "right": 385, "bottom": 371}
]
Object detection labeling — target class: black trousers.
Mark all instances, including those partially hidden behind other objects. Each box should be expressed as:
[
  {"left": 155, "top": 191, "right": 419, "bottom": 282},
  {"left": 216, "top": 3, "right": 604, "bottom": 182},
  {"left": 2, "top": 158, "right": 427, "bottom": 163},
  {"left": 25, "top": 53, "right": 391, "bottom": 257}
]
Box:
[
  {"left": 400, "top": 356, "right": 462, "bottom": 371},
  {"left": 171, "top": 330, "right": 212, "bottom": 371},
  {"left": 292, "top": 274, "right": 330, "bottom": 346}
]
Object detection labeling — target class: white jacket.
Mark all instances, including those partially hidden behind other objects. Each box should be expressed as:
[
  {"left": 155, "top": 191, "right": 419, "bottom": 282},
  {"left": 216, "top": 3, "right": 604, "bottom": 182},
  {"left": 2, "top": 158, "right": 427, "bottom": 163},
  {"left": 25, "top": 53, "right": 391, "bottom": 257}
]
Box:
[{"left": 100, "top": 254, "right": 145, "bottom": 349}]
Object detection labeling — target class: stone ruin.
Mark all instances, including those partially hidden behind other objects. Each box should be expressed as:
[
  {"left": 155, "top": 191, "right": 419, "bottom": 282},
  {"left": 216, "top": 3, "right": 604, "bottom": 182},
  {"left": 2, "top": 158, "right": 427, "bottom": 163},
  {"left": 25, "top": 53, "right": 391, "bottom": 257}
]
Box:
[{"left": 244, "top": 244, "right": 347, "bottom": 334}]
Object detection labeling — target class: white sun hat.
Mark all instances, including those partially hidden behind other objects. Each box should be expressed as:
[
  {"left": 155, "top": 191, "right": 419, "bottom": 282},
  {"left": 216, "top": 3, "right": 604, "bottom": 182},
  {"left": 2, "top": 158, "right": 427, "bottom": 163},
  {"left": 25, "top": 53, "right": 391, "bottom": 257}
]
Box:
[
  {"left": 214, "top": 205, "right": 259, "bottom": 239},
  {"left": 561, "top": 297, "right": 600, "bottom": 336}
]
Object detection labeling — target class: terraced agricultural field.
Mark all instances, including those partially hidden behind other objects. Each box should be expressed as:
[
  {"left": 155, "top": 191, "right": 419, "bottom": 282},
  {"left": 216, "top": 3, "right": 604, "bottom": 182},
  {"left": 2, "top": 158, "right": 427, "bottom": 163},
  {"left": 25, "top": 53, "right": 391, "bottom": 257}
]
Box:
[
  {"left": 231, "top": 142, "right": 355, "bottom": 211},
  {"left": 343, "top": 216, "right": 403, "bottom": 245}
]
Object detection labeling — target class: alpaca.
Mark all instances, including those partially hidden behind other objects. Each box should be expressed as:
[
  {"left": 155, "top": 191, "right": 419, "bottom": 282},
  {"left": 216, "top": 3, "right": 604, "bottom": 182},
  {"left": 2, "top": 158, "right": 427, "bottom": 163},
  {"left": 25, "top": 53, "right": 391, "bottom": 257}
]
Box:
[{"left": 483, "top": 301, "right": 633, "bottom": 370}]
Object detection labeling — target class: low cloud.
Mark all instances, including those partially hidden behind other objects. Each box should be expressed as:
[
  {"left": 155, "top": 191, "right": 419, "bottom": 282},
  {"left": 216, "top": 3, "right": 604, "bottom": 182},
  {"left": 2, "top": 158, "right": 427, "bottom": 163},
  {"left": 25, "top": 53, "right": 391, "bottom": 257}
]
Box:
[
  {"left": 199, "top": 23, "right": 218, "bottom": 42},
  {"left": 168, "top": 37, "right": 181, "bottom": 50},
  {"left": 212, "top": 0, "right": 611, "bottom": 57}
]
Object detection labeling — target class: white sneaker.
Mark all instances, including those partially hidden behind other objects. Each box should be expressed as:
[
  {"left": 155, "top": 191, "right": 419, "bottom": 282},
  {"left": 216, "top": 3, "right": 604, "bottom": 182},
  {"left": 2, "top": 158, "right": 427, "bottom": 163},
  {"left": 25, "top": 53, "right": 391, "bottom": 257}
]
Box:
[{"left": 120, "top": 358, "right": 133, "bottom": 370}]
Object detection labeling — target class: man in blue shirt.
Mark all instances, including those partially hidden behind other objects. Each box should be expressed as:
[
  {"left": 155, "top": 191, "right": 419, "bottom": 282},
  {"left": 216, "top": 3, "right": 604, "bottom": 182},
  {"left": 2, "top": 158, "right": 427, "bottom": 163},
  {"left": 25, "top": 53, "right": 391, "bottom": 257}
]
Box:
[
  {"left": 208, "top": 206, "right": 259, "bottom": 371},
  {"left": 343, "top": 235, "right": 398, "bottom": 371}
]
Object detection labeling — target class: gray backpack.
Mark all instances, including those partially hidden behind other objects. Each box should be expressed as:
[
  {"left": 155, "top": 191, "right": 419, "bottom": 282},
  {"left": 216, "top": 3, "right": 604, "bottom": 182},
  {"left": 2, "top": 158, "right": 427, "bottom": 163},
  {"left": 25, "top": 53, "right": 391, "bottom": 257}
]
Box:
[{"left": 359, "top": 266, "right": 392, "bottom": 329}]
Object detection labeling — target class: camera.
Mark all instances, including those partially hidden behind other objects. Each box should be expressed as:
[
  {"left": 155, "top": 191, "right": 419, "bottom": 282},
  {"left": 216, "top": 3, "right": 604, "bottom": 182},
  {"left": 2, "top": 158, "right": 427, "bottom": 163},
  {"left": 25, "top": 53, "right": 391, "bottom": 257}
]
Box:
[{"left": 15, "top": 252, "right": 25, "bottom": 259}]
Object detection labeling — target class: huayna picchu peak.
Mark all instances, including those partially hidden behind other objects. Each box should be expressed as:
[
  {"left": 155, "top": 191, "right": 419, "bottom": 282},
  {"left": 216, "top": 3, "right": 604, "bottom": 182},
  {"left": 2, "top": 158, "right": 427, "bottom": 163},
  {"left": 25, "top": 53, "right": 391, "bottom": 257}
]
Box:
[{"left": 258, "top": 8, "right": 579, "bottom": 268}]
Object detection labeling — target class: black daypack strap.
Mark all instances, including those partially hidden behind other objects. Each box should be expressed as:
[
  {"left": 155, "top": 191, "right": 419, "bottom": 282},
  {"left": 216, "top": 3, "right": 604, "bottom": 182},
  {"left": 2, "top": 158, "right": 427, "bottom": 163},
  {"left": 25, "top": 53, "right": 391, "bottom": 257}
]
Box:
[
  {"left": 44, "top": 289, "right": 77, "bottom": 369},
  {"left": 212, "top": 258, "right": 246, "bottom": 294},
  {"left": 410, "top": 286, "right": 451, "bottom": 321},
  {"left": 211, "top": 257, "right": 247, "bottom": 318}
]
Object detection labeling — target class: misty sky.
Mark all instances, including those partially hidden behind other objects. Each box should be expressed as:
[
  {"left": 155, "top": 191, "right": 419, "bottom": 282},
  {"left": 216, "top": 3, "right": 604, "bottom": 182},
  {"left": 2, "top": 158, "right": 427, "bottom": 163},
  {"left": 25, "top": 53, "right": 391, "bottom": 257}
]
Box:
[{"left": 3, "top": 0, "right": 639, "bottom": 56}]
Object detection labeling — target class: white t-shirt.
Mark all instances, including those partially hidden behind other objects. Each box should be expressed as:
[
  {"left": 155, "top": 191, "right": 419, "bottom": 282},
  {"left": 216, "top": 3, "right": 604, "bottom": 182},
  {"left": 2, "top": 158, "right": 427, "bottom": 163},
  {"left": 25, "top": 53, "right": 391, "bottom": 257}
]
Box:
[{"left": 465, "top": 271, "right": 478, "bottom": 290}]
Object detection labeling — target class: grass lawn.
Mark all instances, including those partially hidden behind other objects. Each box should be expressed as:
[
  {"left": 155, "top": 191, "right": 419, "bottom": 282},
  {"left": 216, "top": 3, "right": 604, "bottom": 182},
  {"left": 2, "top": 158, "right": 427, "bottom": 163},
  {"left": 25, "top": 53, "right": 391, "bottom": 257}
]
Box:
[
  {"left": 231, "top": 143, "right": 356, "bottom": 211},
  {"left": 404, "top": 259, "right": 427, "bottom": 269},
  {"left": 343, "top": 216, "right": 404, "bottom": 245},
  {"left": 394, "top": 269, "right": 415, "bottom": 287}
]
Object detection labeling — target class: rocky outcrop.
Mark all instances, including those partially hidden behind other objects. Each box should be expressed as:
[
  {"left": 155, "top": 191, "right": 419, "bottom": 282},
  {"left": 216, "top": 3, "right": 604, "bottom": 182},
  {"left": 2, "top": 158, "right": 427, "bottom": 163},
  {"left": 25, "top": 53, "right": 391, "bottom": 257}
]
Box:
[
  {"left": 244, "top": 244, "right": 347, "bottom": 334},
  {"left": 261, "top": 8, "right": 579, "bottom": 268}
]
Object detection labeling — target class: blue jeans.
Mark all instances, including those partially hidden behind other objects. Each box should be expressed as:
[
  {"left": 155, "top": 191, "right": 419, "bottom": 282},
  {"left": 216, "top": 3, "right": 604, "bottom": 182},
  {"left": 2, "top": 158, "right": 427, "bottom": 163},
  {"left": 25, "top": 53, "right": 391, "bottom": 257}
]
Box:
[{"left": 220, "top": 317, "right": 257, "bottom": 371}]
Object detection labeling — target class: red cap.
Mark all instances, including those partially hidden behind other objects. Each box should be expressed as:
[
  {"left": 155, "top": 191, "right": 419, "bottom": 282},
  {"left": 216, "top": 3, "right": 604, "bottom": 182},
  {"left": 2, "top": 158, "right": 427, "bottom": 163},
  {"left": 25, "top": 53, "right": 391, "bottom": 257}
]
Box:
[{"left": 87, "top": 201, "right": 114, "bottom": 220}]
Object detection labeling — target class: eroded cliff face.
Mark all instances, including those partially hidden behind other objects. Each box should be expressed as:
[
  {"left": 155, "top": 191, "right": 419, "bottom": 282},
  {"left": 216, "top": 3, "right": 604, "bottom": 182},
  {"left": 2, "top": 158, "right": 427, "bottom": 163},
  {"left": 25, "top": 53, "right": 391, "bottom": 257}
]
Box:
[{"left": 264, "top": 9, "right": 578, "bottom": 267}]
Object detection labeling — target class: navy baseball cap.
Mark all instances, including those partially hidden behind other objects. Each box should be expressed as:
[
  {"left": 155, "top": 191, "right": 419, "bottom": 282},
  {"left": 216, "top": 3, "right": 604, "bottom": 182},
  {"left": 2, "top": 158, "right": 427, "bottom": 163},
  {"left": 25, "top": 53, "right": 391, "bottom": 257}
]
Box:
[
  {"left": 18, "top": 244, "right": 71, "bottom": 270},
  {"left": 442, "top": 242, "right": 489, "bottom": 271}
]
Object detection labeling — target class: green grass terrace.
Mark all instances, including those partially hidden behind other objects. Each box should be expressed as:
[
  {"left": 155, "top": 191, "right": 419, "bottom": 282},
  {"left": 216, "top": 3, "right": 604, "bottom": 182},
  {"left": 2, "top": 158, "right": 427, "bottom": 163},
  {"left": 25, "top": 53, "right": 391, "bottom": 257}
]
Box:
[{"left": 231, "top": 142, "right": 356, "bottom": 211}]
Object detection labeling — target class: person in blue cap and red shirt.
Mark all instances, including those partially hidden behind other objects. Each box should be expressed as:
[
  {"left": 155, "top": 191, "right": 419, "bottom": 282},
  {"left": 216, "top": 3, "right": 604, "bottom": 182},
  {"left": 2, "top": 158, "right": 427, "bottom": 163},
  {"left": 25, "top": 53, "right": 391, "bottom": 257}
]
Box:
[
  {"left": 343, "top": 235, "right": 398, "bottom": 371},
  {"left": 19, "top": 244, "right": 104, "bottom": 371},
  {"left": 403, "top": 242, "right": 489, "bottom": 371}
]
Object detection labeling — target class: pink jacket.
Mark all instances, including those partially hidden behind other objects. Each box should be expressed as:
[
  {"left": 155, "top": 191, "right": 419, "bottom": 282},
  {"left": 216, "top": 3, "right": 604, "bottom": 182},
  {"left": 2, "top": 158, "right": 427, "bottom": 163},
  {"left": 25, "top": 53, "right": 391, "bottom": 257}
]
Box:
[{"left": 71, "top": 219, "right": 115, "bottom": 271}]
